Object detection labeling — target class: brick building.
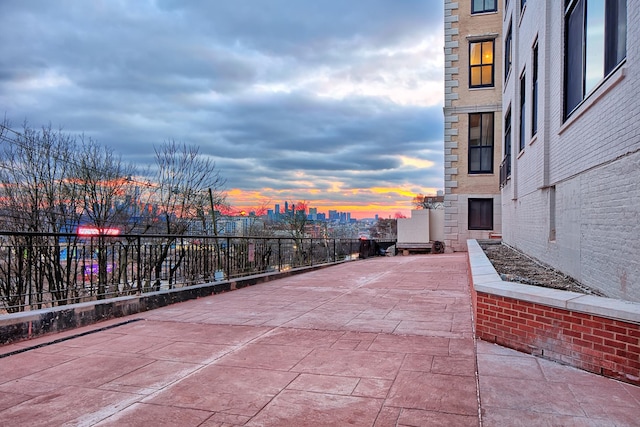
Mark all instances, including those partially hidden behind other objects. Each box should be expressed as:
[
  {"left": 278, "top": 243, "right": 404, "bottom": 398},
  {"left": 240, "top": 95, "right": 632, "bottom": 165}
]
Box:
[
  {"left": 501, "top": 1, "right": 639, "bottom": 301},
  {"left": 444, "top": 0, "right": 503, "bottom": 252}
]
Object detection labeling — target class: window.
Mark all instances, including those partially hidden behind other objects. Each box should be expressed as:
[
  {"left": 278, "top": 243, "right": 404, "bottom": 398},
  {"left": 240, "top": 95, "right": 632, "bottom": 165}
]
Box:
[
  {"left": 532, "top": 40, "right": 539, "bottom": 136},
  {"left": 500, "top": 109, "right": 512, "bottom": 187},
  {"left": 472, "top": 0, "right": 497, "bottom": 13},
  {"left": 469, "top": 40, "right": 495, "bottom": 88},
  {"left": 549, "top": 186, "right": 556, "bottom": 241},
  {"left": 564, "top": 0, "right": 627, "bottom": 117},
  {"left": 469, "top": 113, "right": 494, "bottom": 174},
  {"left": 468, "top": 199, "right": 493, "bottom": 230},
  {"left": 519, "top": 72, "right": 526, "bottom": 151},
  {"left": 505, "top": 22, "right": 513, "bottom": 81},
  {"left": 521, "top": 0, "right": 527, "bottom": 9}
]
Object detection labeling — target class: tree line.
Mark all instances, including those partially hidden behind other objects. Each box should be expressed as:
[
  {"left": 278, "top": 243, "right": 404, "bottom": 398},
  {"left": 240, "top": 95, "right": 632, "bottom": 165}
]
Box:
[
  {"left": 0, "top": 118, "right": 227, "bottom": 309},
  {"left": 0, "top": 119, "right": 227, "bottom": 236}
]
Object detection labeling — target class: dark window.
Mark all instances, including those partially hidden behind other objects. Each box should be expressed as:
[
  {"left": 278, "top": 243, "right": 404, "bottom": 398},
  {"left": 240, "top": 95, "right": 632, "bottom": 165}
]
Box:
[
  {"left": 469, "top": 113, "right": 494, "bottom": 174},
  {"left": 521, "top": 0, "right": 527, "bottom": 10},
  {"left": 469, "top": 40, "right": 495, "bottom": 88},
  {"left": 505, "top": 22, "right": 513, "bottom": 81},
  {"left": 519, "top": 72, "right": 526, "bottom": 151},
  {"left": 472, "top": 0, "right": 497, "bottom": 13},
  {"left": 469, "top": 199, "right": 494, "bottom": 230},
  {"left": 504, "top": 110, "right": 512, "bottom": 160},
  {"left": 564, "top": 0, "right": 627, "bottom": 117},
  {"left": 500, "top": 109, "right": 512, "bottom": 187},
  {"left": 532, "top": 41, "right": 539, "bottom": 136}
]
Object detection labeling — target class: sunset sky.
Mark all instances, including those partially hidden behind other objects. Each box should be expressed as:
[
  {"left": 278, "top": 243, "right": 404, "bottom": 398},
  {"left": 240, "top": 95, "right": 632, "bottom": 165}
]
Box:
[{"left": 0, "top": 1, "right": 445, "bottom": 219}]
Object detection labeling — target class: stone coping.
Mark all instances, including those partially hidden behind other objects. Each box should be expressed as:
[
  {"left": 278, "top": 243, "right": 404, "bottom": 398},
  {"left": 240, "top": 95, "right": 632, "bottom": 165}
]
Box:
[
  {"left": 467, "top": 239, "right": 640, "bottom": 325},
  {"left": 0, "top": 261, "right": 343, "bottom": 344}
]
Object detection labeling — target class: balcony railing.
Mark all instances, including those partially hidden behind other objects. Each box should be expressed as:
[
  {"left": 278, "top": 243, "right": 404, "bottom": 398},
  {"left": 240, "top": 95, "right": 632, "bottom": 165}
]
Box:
[{"left": 0, "top": 232, "right": 380, "bottom": 314}]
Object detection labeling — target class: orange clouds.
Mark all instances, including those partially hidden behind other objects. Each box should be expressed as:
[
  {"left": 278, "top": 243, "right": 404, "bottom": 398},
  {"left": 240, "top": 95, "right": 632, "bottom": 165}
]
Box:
[{"left": 226, "top": 185, "right": 441, "bottom": 220}]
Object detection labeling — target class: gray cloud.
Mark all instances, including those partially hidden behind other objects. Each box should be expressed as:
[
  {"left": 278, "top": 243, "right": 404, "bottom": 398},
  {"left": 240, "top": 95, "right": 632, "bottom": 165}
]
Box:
[{"left": 0, "top": 0, "right": 444, "bottom": 217}]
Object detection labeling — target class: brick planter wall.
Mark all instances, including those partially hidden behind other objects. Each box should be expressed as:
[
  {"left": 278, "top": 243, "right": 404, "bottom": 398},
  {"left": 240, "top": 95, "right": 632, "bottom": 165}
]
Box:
[
  {"left": 467, "top": 239, "right": 640, "bottom": 387},
  {"left": 476, "top": 292, "right": 640, "bottom": 386}
]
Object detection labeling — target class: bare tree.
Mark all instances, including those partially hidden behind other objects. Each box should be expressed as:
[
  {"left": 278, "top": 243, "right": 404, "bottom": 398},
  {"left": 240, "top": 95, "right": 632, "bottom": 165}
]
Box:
[
  {"left": 281, "top": 201, "right": 310, "bottom": 266},
  {"left": 144, "top": 140, "right": 226, "bottom": 288},
  {"left": 70, "top": 137, "right": 137, "bottom": 299},
  {"left": 413, "top": 193, "right": 444, "bottom": 210},
  {"left": 369, "top": 218, "right": 397, "bottom": 240},
  {"left": 0, "top": 121, "right": 83, "bottom": 310}
]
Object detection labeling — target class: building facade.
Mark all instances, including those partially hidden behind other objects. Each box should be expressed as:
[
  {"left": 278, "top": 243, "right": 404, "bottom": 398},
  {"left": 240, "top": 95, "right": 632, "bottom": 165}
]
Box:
[
  {"left": 444, "top": 0, "right": 503, "bottom": 252},
  {"left": 502, "top": 1, "right": 639, "bottom": 301}
]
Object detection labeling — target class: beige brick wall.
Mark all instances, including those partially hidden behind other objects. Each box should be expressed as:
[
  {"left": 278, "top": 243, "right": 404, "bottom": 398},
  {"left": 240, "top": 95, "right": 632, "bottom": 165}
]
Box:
[{"left": 444, "top": 1, "right": 503, "bottom": 252}]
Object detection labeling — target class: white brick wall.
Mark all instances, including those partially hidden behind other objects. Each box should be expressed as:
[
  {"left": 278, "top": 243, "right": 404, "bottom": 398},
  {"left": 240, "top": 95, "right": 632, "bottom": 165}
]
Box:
[{"left": 502, "top": 1, "right": 640, "bottom": 302}]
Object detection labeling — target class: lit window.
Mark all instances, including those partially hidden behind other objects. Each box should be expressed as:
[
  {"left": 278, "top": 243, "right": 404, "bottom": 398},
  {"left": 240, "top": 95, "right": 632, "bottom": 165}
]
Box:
[
  {"left": 468, "top": 113, "right": 494, "bottom": 174},
  {"left": 469, "top": 199, "right": 494, "bottom": 230},
  {"left": 472, "top": 0, "right": 497, "bottom": 14},
  {"left": 469, "top": 40, "right": 495, "bottom": 88},
  {"left": 565, "top": 0, "right": 627, "bottom": 117}
]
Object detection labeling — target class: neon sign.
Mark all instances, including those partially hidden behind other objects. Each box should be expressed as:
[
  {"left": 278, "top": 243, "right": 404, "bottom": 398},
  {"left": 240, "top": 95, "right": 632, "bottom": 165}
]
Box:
[{"left": 77, "top": 227, "right": 121, "bottom": 236}]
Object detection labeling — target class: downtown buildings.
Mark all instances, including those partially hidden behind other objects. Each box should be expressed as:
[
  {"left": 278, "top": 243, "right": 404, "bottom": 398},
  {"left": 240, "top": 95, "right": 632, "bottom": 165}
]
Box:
[{"left": 445, "top": 1, "right": 640, "bottom": 301}]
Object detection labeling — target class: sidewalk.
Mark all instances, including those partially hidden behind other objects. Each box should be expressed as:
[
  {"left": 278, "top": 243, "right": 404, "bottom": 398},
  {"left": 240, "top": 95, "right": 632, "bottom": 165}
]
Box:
[{"left": 0, "top": 254, "right": 638, "bottom": 426}]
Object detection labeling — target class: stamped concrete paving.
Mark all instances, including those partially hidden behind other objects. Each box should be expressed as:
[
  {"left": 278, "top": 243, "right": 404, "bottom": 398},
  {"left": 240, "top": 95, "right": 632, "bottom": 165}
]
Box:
[{"left": 0, "top": 254, "right": 638, "bottom": 426}]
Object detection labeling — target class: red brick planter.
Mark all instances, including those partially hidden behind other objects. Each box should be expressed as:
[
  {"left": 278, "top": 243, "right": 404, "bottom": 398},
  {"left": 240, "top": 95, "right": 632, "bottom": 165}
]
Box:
[
  {"left": 476, "top": 292, "right": 640, "bottom": 386},
  {"left": 467, "top": 239, "right": 640, "bottom": 387}
]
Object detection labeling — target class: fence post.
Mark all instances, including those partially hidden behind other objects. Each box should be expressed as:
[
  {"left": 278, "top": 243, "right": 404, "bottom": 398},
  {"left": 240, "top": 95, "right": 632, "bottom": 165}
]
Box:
[
  {"left": 226, "top": 237, "right": 231, "bottom": 280},
  {"left": 136, "top": 236, "right": 142, "bottom": 293}
]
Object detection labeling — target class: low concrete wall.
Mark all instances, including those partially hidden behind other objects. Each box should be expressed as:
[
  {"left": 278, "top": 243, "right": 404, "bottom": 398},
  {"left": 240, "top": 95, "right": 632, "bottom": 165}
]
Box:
[
  {"left": 467, "top": 239, "right": 640, "bottom": 386},
  {"left": 0, "top": 262, "right": 340, "bottom": 346}
]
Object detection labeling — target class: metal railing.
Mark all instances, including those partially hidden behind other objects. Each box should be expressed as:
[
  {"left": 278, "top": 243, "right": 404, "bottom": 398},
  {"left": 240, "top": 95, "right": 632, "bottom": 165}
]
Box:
[
  {"left": 0, "top": 232, "right": 369, "bottom": 314},
  {"left": 499, "top": 154, "right": 511, "bottom": 188}
]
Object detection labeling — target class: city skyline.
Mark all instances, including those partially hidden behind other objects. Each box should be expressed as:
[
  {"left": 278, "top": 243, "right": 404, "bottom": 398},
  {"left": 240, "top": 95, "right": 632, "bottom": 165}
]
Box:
[{"left": 0, "top": 1, "right": 445, "bottom": 219}]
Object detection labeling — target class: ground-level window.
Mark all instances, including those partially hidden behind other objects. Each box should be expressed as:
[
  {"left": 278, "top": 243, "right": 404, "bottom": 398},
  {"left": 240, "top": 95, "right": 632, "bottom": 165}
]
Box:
[
  {"left": 468, "top": 198, "right": 494, "bottom": 230},
  {"left": 469, "top": 112, "right": 494, "bottom": 174}
]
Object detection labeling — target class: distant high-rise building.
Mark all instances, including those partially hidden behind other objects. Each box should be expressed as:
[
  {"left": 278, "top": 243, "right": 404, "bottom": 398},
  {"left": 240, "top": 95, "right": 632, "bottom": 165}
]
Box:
[
  {"left": 284, "top": 201, "right": 289, "bottom": 214},
  {"left": 308, "top": 207, "right": 317, "bottom": 221},
  {"left": 275, "top": 204, "right": 280, "bottom": 215}
]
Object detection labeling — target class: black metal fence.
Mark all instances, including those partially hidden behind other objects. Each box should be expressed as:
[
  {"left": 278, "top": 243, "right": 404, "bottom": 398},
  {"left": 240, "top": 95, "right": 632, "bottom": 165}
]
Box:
[{"left": 0, "top": 232, "right": 371, "bottom": 313}]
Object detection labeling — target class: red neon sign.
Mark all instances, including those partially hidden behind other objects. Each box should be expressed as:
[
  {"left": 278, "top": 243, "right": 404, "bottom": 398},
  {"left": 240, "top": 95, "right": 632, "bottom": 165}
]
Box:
[{"left": 77, "top": 227, "right": 121, "bottom": 236}]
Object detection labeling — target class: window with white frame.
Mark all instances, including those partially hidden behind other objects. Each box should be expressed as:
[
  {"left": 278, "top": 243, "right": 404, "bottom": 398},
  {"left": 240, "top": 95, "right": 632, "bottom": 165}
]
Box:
[
  {"left": 532, "top": 40, "right": 539, "bottom": 136},
  {"left": 519, "top": 71, "right": 526, "bottom": 151},
  {"left": 505, "top": 22, "right": 513, "bottom": 81},
  {"left": 564, "top": 0, "right": 627, "bottom": 117}
]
